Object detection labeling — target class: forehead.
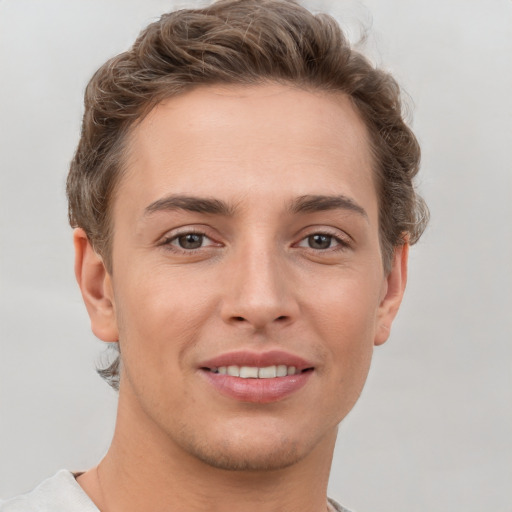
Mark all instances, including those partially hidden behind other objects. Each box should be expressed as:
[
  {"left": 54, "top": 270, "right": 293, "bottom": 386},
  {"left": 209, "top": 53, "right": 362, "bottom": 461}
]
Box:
[{"left": 117, "top": 83, "right": 377, "bottom": 220}]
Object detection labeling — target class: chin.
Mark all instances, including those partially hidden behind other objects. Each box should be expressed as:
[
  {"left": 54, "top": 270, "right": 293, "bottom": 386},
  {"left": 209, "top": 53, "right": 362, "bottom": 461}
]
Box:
[
  {"left": 174, "top": 422, "right": 316, "bottom": 472},
  {"left": 185, "top": 438, "right": 305, "bottom": 472},
  {"left": 160, "top": 399, "right": 343, "bottom": 472}
]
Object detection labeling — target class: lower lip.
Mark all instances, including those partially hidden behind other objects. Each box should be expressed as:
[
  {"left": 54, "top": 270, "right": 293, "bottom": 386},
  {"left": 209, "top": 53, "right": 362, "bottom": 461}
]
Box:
[{"left": 200, "top": 370, "right": 313, "bottom": 403}]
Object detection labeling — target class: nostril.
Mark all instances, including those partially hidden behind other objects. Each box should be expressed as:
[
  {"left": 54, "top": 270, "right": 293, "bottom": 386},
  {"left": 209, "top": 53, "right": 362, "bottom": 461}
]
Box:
[{"left": 227, "top": 314, "right": 290, "bottom": 326}]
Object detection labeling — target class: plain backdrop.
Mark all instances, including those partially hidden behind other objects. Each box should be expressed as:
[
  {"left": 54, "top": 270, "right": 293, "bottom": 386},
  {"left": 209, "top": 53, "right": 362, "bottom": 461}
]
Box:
[{"left": 1, "top": 1, "right": 511, "bottom": 511}]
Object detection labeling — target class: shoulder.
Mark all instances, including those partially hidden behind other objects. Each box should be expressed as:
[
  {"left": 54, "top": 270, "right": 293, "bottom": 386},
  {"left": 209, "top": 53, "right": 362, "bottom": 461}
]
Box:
[
  {"left": 328, "top": 496, "right": 356, "bottom": 512},
  {"left": 2, "top": 477, "right": 352, "bottom": 512},
  {"left": 0, "top": 471, "right": 98, "bottom": 512}
]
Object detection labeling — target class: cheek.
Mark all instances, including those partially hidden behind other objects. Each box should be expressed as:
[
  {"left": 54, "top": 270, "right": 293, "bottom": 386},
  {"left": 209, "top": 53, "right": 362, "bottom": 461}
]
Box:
[
  {"left": 112, "top": 266, "right": 211, "bottom": 374},
  {"left": 311, "top": 270, "right": 381, "bottom": 335},
  {"left": 306, "top": 272, "right": 381, "bottom": 379},
  {"left": 113, "top": 263, "right": 229, "bottom": 397}
]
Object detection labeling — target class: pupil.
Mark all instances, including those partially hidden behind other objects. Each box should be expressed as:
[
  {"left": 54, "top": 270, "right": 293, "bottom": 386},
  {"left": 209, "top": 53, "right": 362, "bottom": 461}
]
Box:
[
  {"left": 179, "top": 233, "right": 203, "bottom": 249},
  {"left": 309, "top": 234, "right": 331, "bottom": 249}
]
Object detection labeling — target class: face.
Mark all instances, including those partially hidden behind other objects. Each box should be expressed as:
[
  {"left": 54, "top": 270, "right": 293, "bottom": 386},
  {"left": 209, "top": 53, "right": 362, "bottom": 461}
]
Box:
[{"left": 77, "top": 84, "right": 406, "bottom": 471}]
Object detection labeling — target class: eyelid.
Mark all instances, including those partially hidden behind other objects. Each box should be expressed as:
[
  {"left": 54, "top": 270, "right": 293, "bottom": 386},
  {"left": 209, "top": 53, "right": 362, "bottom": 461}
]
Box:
[
  {"left": 170, "top": 233, "right": 214, "bottom": 248},
  {"left": 158, "top": 226, "right": 222, "bottom": 250},
  {"left": 294, "top": 226, "right": 352, "bottom": 247},
  {"left": 296, "top": 234, "right": 349, "bottom": 250}
]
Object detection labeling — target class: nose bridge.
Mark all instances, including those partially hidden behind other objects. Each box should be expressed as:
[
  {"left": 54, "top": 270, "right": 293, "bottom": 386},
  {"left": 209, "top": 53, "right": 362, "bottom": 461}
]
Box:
[{"left": 221, "top": 233, "right": 297, "bottom": 329}]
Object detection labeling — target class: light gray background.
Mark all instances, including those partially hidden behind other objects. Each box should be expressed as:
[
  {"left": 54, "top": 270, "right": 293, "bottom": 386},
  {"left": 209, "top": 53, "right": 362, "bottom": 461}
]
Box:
[{"left": 1, "top": 1, "right": 511, "bottom": 511}]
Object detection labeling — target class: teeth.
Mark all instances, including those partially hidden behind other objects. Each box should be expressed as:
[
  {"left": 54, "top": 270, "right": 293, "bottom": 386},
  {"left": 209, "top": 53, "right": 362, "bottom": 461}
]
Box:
[
  {"left": 258, "top": 366, "right": 276, "bottom": 379},
  {"left": 276, "top": 364, "right": 287, "bottom": 377},
  {"left": 215, "top": 365, "right": 300, "bottom": 378},
  {"left": 239, "top": 366, "right": 259, "bottom": 378},
  {"left": 227, "top": 365, "right": 239, "bottom": 377}
]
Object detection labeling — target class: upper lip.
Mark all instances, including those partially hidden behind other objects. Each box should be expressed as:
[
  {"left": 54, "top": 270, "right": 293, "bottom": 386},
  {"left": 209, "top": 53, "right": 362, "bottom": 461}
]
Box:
[{"left": 198, "top": 350, "right": 314, "bottom": 371}]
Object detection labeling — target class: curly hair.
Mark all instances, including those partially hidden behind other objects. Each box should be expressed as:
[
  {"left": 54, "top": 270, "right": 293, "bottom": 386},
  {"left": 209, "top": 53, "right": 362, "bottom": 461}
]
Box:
[{"left": 67, "top": 0, "right": 429, "bottom": 389}]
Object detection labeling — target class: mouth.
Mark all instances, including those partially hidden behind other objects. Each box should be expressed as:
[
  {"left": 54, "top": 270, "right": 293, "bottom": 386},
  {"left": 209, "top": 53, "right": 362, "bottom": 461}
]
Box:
[
  {"left": 198, "top": 351, "right": 315, "bottom": 403},
  {"left": 203, "top": 365, "right": 313, "bottom": 378}
]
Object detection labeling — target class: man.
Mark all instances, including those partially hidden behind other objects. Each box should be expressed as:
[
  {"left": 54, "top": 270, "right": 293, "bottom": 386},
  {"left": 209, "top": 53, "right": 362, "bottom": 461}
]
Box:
[{"left": 1, "top": 0, "right": 428, "bottom": 510}]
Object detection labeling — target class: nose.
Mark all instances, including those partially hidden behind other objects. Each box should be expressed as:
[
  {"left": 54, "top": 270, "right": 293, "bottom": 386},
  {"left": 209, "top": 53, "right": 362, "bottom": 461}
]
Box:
[{"left": 220, "top": 243, "right": 299, "bottom": 331}]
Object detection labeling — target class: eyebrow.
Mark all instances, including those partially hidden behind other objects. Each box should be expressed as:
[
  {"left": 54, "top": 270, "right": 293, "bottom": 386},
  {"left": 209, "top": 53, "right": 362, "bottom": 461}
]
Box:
[
  {"left": 144, "top": 195, "right": 235, "bottom": 217},
  {"left": 143, "top": 193, "right": 368, "bottom": 220},
  {"left": 289, "top": 194, "right": 368, "bottom": 219}
]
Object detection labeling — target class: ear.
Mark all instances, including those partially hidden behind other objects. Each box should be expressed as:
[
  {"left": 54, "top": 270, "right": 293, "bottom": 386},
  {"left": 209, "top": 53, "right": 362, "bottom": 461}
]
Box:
[
  {"left": 73, "top": 228, "right": 119, "bottom": 342},
  {"left": 374, "top": 243, "right": 409, "bottom": 346}
]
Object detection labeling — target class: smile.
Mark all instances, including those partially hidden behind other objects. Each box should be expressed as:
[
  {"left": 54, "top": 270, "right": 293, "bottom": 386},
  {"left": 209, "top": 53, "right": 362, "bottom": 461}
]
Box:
[
  {"left": 198, "top": 351, "right": 315, "bottom": 403},
  {"left": 207, "top": 365, "right": 306, "bottom": 378}
]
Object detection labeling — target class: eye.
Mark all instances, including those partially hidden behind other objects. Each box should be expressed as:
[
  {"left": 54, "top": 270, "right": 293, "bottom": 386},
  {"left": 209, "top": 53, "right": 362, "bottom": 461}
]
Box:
[
  {"left": 162, "top": 231, "right": 218, "bottom": 251},
  {"left": 174, "top": 233, "right": 206, "bottom": 250},
  {"left": 296, "top": 233, "right": 347, "bottom": 250},
  {"left": 307, "top": 234, "right": 334, "bottom": 250}
]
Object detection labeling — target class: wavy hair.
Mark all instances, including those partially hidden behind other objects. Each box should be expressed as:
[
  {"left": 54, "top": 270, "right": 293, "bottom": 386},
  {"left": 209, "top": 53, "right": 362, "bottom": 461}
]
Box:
[{"left": 67, "top": 0, "right": 429, "bottom": 389}]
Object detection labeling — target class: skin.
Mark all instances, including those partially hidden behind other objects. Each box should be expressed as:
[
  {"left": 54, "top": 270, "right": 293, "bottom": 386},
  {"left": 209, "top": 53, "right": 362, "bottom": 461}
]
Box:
[{"left": 74, "top": 84, "right": 407, "bottom": 512}]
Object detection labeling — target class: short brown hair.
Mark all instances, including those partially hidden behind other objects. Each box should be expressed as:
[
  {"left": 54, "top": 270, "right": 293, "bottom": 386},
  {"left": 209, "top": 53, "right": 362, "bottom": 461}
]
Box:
[{"left": 67, "top": 0, "right": 428, "bottom": 388}]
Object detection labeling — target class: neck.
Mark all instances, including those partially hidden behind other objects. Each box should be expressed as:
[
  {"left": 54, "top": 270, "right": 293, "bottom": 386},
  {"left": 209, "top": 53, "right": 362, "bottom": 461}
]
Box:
[{"left": 78, "top": 390, "right": 337, "bottom": 512}]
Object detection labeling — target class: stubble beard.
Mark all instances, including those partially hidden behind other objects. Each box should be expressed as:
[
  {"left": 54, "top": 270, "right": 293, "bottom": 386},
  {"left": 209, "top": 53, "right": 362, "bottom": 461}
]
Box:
[{"left": 175, "top": 427, "right": 308, "bottom": 472}]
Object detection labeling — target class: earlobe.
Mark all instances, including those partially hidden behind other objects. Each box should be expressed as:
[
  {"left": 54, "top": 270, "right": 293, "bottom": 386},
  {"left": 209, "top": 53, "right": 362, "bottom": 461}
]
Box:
[
  {"left": 374, "top": 243, "right": 409, "bottom": 346},
  {"left": 73, "top": 228, "right": 119, "bottom": 342}
]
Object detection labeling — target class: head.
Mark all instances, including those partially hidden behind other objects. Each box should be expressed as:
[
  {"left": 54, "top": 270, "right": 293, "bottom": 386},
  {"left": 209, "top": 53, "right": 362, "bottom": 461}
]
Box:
[{"left": 67, "top": 0, "right": 428, "bottom": 461}]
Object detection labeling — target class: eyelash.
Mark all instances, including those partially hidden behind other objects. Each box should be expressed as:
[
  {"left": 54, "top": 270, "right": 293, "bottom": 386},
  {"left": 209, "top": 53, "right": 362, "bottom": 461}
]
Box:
[
  {"left": 158, "top": 229, "right": 351, "bottom": 254},
  {"left": 295, "top": 232, "right": 351, "bottom": 251},
  {"left": 159, "top": 230, "right": 219, "bottom": 253}
]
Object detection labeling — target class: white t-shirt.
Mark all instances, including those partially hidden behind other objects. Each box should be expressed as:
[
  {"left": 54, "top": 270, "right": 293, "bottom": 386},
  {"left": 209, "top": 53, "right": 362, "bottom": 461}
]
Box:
[{"left": 0, "top": 470, "right": 353, "bottom": 512}]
